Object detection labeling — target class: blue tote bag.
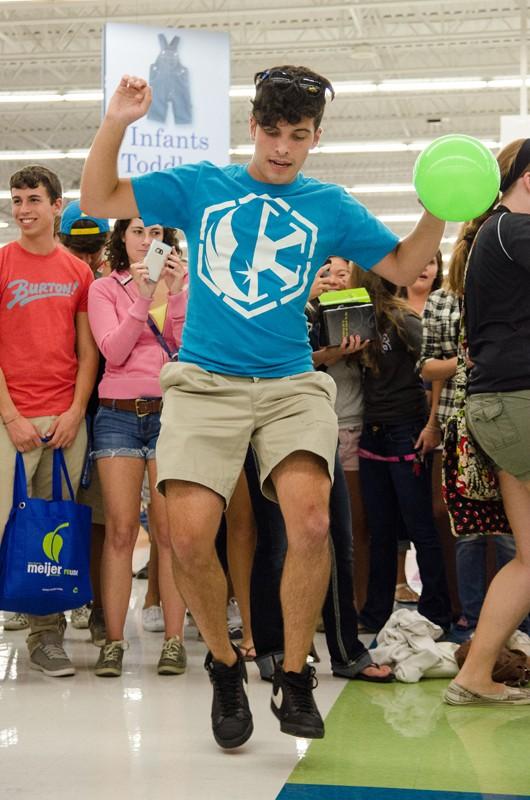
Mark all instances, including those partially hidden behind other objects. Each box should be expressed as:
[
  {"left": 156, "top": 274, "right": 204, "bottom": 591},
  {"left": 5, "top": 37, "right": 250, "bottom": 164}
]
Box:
[{"left": 0, "top": 449, "right": 92, "bottom": 614}]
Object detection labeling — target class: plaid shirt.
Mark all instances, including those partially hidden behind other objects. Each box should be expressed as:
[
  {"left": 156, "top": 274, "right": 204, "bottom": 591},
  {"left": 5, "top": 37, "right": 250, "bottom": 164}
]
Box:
[{"left": 419, "top": 288, "right": 461, "bottom": 428}]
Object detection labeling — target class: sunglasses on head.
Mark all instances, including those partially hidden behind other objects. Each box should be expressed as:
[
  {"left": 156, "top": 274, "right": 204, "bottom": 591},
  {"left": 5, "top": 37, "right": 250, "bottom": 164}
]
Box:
[{"left": 254, "top": 69, "right": 335, "bottom": 101}]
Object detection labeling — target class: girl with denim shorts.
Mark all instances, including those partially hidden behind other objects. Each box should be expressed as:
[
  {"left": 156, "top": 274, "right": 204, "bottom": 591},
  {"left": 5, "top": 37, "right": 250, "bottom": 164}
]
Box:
[{"left": 87, "top": 217, "right": 188, "bottom": 678}]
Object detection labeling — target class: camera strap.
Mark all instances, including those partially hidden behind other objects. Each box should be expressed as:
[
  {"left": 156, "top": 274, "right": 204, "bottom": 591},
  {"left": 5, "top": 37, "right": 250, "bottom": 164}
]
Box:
[{"left": 114, "top": 273, "right": 179, "bottom": 361}]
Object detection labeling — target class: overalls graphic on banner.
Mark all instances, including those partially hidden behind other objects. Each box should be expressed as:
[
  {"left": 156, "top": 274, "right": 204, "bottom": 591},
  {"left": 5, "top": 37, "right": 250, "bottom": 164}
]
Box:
[{"left": 148, "top": 34, "right": 192, "bottom": 125}]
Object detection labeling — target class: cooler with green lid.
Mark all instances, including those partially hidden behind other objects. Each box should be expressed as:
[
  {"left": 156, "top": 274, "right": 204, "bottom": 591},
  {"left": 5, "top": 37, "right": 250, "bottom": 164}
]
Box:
[{"left": 318, "top": 287, "right": 376, "bottom": 346}]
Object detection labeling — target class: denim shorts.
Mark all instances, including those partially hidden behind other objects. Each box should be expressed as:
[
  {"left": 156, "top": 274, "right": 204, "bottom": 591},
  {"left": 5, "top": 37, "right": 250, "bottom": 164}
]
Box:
[{"left": 92, "top": 404, "right": 161, "bottom": 460}]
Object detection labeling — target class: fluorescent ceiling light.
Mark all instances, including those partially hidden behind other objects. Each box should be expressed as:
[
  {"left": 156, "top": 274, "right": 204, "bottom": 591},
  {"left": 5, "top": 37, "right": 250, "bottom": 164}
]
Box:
[
  {"left": 231, "top": 139, "right": 499, "bottom": 157},
  {"left": 2, "top": 75, "right": 530, "bottom": 105},
  {"left": 0, "top": 91, "right": 102, "bottom": 104},
  {"left": 378, "top": 213, "right": 422, "bottom": 223},
  {"left": 378, "top": 79, "right": 487, "bottom": 92},
  {"left": 0, "top": 149, "right": 89, "bottom": 161},
  {"left": 229, "top": 85, "right": 254, "bottom": 98},
  {"left": 0, "top": 137, "right": 500, "bottom": 163},
  {"left": 229, "top": 76, "right": 530, "bottom": 99},
  {"left": 317, "top": 142, "right": 412, "bottom": 154},
  {"left": 0, "top": 189, "right": 81, "bottom": 200},
  {"left": 346, "top": 184, "right": 415, "bottom": 194},
  {"left": 229, "top": 145, "right": 254, "bottom": 156}
]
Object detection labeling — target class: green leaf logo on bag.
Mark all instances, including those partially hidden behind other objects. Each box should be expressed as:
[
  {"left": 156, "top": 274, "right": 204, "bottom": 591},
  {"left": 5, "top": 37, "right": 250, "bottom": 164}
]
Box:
[{"left": 42, "top": 522, "right": 69, "bottom": 563}]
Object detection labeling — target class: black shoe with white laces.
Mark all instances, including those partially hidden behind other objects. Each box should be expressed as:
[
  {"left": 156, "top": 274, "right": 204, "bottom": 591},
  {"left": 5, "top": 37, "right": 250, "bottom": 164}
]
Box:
[
  {"left": 271, "top": 663, "right": 324, "bottom": 738},
  {"left": 204, "top": 649, "right": 254, "bottom": 749}
]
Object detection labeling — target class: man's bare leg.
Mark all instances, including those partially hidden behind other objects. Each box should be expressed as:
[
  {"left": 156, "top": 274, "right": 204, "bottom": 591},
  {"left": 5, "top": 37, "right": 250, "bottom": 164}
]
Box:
[
  {"left": 164, "top": 478, "right": 254, "bottom": 749},
  {"left": 268, "top": 451, "right": 331, "bottom": 739},
  {"left": 272, "top": 451, "right": 331, "bottom": 673},
  {"left": 447, "top": 470, "right": 530, "bottom": 701},
  {"left": 226, "top": 470, "right": 257, "bottom": 655},
  {"left": 164, "top": 479, "right": 235, "bottom": 665}
]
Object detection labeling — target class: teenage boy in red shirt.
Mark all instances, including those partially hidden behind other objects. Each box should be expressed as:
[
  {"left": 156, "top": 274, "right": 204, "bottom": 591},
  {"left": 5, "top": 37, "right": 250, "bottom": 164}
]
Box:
[{"left": 0, "top": 166, "right": 98, "bottom": 677}]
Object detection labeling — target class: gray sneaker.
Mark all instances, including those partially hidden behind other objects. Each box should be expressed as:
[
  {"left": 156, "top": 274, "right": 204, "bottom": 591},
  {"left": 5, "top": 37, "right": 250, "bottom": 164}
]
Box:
[
  {"left": 158, "top": 636, "right": 187, "bottom": 675},
  {"left": 94, "top": 640, "right": 128, "bottom": 677},
  {"left": 29, "top": 633, "right": 75, "bottom": 677},
  {"left": 4, "top": 612, "right": 29, "bottom": 631},
  {"left": 71, "top": 604, "right": 91, "bottom": 629},
  {"left": 88, "top": 607, "right": 106, "bottom": 647}
]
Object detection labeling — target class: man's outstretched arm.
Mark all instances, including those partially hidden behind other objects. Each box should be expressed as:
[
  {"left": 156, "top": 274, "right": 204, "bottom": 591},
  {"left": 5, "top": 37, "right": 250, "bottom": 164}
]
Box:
[
  {"left": 80, "top": 75, "right": 151, "bottom": 219},
  {"left": 371, "top": 209, "right": 445, "bottom": 286}
]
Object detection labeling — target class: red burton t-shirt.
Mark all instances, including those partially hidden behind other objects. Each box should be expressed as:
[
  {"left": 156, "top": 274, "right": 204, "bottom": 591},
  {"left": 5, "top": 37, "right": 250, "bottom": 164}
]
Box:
[{"left": 0, "top": 241, "right": 93, "bottom": 416}]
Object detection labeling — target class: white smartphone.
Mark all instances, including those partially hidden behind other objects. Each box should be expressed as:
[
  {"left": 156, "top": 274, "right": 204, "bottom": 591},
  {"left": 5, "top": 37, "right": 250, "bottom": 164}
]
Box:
[{"left": 144, "top": 239, "right": 172, "bottom": 283}]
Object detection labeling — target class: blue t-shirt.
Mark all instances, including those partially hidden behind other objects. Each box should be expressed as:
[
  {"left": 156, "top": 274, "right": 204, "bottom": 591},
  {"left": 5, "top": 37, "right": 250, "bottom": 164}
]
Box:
[{"left": 132, "top": 162, "right": 399, "bottom": 377}]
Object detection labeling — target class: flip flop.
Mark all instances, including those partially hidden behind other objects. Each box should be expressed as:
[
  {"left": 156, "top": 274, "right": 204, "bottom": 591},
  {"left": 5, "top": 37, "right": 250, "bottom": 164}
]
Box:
[
  {"left": 332, "top": 654, "right": 395, "bottom": 682},
  {"left": 394, "top": 583, "right": 420, "bottom": 604},
  {"left": 238, "top": 645, "right": 256, "bottom": 662},
  {"left": 353, "top": 663, "right": 395, "bottom": 683}
]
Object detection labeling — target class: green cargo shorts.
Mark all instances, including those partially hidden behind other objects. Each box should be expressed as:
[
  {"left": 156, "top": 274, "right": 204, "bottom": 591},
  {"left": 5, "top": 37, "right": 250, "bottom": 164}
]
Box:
[{"left": 466, "top": 390, "right": 530, "bottom": 482}]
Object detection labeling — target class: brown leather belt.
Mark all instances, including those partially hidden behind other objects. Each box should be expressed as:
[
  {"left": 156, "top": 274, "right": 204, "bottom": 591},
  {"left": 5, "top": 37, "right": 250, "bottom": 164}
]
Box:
[{"left": 100, "top": 398, "right": 162, "bottom": 417}]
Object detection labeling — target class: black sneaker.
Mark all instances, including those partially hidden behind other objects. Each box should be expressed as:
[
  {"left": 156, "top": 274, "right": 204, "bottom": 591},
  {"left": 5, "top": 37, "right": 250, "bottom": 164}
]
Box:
[
  {"left": 271, "top": 663, "right": 324, "bottom": 738},
  {"left": 204, "top": 650, "right": 253, "bottom": 749}
]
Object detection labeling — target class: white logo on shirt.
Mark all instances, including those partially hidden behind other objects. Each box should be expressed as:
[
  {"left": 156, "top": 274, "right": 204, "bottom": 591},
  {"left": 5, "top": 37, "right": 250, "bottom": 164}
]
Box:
[
  {"left": 197, "top": 193, "right": 317, "bottom": 319},
  {"left": 381, "top": 332, "right": 392, "bottom": 352},
  {"left": 6, "top": 279, "right": 79, "bottom": 309}
]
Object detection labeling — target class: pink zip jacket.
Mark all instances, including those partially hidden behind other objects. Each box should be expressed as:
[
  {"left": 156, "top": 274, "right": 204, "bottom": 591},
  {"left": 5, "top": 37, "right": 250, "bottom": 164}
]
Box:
[{"left": 88, "top": 271, "right": 187, "bottom": 399}]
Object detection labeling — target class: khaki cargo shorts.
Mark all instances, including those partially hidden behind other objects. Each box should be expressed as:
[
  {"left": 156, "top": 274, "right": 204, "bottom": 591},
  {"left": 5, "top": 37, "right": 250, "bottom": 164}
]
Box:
[
  {"left": 466, "top": 390, "right": 530, "bottom": 482},
  {"left": 156, "top": 362, "right": 338, "bottom": 504}
]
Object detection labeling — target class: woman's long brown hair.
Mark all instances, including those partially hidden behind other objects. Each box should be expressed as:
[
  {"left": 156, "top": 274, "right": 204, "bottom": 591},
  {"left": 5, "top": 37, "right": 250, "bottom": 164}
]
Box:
[
  {"left": 445, "top": 138, "right": 530, "bottom": 296},
  {"left": 351, "top": 265, "right": 419, "bottom": 374}
]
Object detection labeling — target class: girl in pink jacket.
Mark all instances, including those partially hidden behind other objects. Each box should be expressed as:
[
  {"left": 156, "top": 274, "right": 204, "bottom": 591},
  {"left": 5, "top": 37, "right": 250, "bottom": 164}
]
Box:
[{"left": 88, "top": 217, "right": 187, "bottom": 678}]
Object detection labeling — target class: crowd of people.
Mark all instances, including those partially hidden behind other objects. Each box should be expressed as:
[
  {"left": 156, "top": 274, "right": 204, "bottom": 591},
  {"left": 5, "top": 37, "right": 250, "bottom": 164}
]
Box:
[{"left": 1, "top": 63, "right": 530, "bottom": 752}]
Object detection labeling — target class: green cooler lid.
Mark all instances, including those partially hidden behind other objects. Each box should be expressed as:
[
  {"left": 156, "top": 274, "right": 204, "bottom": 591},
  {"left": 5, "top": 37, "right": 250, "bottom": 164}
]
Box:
[{"left": 319, "top": 287, "right": 371, "bottom": 306}]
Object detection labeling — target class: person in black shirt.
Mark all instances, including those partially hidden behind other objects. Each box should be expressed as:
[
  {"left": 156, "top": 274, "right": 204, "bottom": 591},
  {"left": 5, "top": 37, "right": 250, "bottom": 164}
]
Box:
[
  {"left": 353, "top": 268, "right": 451, "bottom": 633},
  {"left": 445, "top": 138, "right": 530, "bottom": 706}
]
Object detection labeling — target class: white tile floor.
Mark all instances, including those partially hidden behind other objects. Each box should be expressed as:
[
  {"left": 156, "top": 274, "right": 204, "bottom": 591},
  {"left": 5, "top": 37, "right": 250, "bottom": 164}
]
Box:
[{"left": 1, "top": 543, "right": 345, "bottom": 800}]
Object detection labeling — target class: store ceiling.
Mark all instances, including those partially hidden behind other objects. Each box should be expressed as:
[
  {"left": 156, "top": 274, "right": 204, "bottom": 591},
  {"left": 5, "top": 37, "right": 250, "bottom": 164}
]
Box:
[{"left": 0, "top": 0, "right": 528, "bottom": 251}]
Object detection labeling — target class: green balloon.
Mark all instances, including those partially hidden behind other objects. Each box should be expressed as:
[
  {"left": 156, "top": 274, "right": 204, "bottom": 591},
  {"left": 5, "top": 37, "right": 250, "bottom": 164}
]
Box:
[{"left": 413, "top": 134, "right": 500, "bottom": 222}]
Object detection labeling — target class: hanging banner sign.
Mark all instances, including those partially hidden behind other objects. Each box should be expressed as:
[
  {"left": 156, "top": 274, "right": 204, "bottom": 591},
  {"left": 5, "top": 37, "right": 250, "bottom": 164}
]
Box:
[{"left": 103, "top": 23, "right": 230, "bottom": 176}]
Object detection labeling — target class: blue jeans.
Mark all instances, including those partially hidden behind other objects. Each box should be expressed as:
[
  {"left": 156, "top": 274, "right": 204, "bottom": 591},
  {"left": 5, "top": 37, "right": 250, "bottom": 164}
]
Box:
[
  {"left": 92, "top": 404, "right": 161, "bottom": 460},
  {"left": 456, "top": 534, "right": 529, "bottom": 633},
  {"left": 359, "top": 420, "right": 452, "bottom": 631},
  {"left": 247, "top": 449, "right": 367, "bottom": 667}
]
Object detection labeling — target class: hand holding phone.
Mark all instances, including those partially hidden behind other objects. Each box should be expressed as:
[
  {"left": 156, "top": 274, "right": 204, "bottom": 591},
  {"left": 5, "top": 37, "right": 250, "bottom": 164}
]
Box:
[{"left": 144, "top": 239, "right": 172, "bottom": 283}]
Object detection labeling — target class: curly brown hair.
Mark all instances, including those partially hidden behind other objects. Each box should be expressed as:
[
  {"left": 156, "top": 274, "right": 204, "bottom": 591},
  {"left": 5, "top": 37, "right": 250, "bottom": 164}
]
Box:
[
  {"left": 252, "top": 65, "right": 331, "bottom": 130},
  {"left": 106, "top": 219, "right": 181, "bottom": 272}
]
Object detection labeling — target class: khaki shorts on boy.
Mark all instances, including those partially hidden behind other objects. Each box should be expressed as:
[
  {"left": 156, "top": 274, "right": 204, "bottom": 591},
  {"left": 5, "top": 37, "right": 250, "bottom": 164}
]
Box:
[{"left": 156, "top": 362, "right": 338, "bottom": 504}]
